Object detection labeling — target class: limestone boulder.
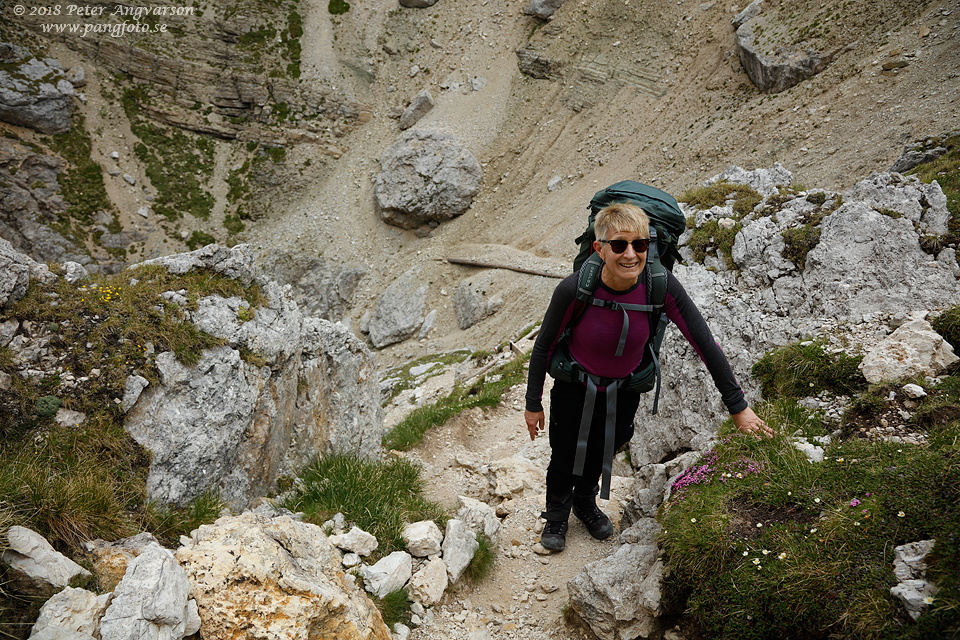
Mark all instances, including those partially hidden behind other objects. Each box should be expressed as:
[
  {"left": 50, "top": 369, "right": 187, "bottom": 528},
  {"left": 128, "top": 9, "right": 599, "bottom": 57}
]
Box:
[
  {"left": 0, "top": 237, "right": 56, "bottom": 308},
  {"left": 368, "top": 267, "right": 428, "bottom": 348},
  {"left": 176, "top": 513, "right": 391, "bottom": 640},
  {"left": 262, "top": 251, "right": 366, "bottom": 322},
  {"left": 29, "top": 587, "right": 111, "bottom": 639},
  {"left": 99, "top": 543, "right": 198, "bottom": 640},
  {"left": 735, "top": 20, "right": 835, "bottom": 93},
  {"left": 843, "top": 172, "right": 950, "bottom": 236},
  {"left": 359, "top": 551, "right": 413, "bottom": 598},
  {"left": 2, "top": 526, "right": 90, "bottom": 596},
  {"left": 124, "top": 245, "right": 384, "bottom": 509},
  {"left": 402, "top": 521, "right": 443, "bottom": 558},
  {"left": 456, "top": 496, "right": 501, "bottom": 547},
  {"left": 441, "top": 519, "right": 478, "bottom": 583},
  {"left": 398, "top": 89, "right": 434, "bottom": 130},
  {"left": 454, "top": 273, "right": 505, "bottom": 330},
  {"left": 568, "top": 544, "right": 668, "bottom": 640},
  {"left": 408, "top": 557, "right": 448, "bottom": 606},
  {"left": 860, "top": 318, "right": 958, "bottom": 384},
  {"left": 705, "top": 163, "right": 792, "bottom": 197},
  {"left": 82, "top": 533, "right": 160, "bottom": 592},
  {"left": 375, "top": 130, "right": 481, "bottom": 230},
  {"left": 330, "top": 526, "right": 379, "bottom": 557}
]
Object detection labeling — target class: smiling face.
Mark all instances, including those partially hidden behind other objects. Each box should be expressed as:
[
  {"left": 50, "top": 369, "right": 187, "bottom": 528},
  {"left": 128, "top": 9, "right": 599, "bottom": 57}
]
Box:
[{"left": 594, "top": 230, "right": 648, "bottom": 290}]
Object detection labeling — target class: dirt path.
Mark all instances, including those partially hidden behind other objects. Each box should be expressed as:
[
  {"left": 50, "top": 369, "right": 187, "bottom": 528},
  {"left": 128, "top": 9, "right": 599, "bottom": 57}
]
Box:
[{"left": 396, "top": 345, "right": 637, "bottom": 640}]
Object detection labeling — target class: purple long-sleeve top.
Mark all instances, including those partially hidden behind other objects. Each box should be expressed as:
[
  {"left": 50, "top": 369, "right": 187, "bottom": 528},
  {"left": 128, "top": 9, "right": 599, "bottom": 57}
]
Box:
[{"left": 524, "top": 267, "right": 748, "bottom": 415}]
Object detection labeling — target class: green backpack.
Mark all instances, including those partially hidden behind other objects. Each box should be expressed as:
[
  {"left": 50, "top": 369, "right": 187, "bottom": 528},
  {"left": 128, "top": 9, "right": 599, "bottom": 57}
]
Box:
[{"left": 552, "top": 181, "right": 687, "bottom": 413}]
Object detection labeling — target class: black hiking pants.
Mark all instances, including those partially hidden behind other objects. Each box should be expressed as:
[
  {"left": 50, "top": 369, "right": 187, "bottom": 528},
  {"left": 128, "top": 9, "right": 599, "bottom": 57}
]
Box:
[{"left": 542, "top": 379, "right": 640, "bottom": 522}]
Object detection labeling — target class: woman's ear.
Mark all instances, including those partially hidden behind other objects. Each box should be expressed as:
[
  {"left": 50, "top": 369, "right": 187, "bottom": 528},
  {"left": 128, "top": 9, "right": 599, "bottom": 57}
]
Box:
[{"left": 592, "top": 239, "right": 603, "bottom": 254}]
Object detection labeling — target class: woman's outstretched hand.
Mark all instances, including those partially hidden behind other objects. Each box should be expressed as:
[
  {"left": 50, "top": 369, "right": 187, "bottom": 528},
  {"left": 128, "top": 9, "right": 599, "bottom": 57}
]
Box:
[
  {"left": 732, "top": 407, "right": 774, "bottom": 439},
  {"left": 525, "top": 410, "right": 545, "bottom": 440}
]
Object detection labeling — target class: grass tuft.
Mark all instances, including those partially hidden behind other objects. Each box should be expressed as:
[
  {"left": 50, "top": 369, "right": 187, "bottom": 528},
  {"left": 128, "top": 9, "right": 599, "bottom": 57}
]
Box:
[
  {"left": 659, "top": 402, "right": 960, "bottom": 639},
  {"left": 464, "top": 532, "right": 496, "bottom": 583},
  {"left": 279, "top": 454, "right": 447, "bottom": 555},
  {"left": 375, "top": 588, "right": 411, "bottom": 627},
  {"left": 752, "top": 338, "right": 866, "bottom": 400},
  {"left": 383, "top": 355, "right": 528, "bottom": 451}
]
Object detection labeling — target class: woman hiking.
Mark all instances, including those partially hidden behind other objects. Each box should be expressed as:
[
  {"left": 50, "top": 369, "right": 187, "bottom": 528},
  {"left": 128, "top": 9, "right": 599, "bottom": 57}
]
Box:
[{"left": 524, "top": 202, "right": 772, "bottom": 551}]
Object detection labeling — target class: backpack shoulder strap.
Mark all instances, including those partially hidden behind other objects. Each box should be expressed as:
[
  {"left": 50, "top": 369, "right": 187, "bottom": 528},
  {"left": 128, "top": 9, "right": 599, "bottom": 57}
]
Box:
[{"left": 568, "top": 251, "right": 603, "bottom": 331}]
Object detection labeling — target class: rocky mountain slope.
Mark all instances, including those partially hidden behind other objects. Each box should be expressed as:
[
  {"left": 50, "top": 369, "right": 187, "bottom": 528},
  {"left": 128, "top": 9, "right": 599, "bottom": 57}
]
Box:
[{"left": 1, "top": 0, "right": 958, "bottom": 368}]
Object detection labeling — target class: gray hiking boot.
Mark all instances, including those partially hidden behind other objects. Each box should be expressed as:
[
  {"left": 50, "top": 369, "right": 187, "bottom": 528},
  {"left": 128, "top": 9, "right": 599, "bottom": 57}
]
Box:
[{"left": 540, "top": 519, "right": 568, "bottom": 551}]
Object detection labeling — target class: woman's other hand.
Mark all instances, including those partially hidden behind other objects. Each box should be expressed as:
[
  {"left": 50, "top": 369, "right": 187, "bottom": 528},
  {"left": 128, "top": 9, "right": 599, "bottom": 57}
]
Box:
[
  {"left": 732, "top": 407, "right": 774, "bottom": 439},
  {"left": 525, "top": 410, "right": 545, "bottom": 440}
]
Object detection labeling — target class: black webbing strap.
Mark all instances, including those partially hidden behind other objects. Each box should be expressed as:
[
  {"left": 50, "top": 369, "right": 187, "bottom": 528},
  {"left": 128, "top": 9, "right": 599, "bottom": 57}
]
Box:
[{"left": 572, "top": 373, "right": 621, "bottom": 500}]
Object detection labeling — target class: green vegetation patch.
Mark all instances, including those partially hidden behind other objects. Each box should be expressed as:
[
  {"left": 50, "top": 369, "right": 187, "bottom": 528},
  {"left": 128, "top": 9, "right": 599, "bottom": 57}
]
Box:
[
  {"left": 2, "top": 264, "right": 264, "bottom": 445},
  {"left": 659, "top": 409, "right": 960, "bottom": 639},
  {"left": 685, "top": 219, "right": 741, "bottom": 269},
  {"left": 123, "top": 87, "right": 216, "bottom": 222},
  {"left": 43, "top": 113, "right": 116, "bottom": 245},
  {"left": 375, "top": 589, "right": 412, "bottom": 627},
  {"left": 329, "top": 0, "right": 350, "bottom": 15},
  {"left": 931, "top": 305, "right": 960, "bottom": 353},
  {"left": 679, "top": 181, "right": 764, "bottom": 269},
  {"left": 383, "top": 354, "right": 529, "bottom": 451},
  {"left": 380, "top": 350, "right": 473, "bottom": 406},
  {"left": 279, "top": 454, "right": 447, "bottom": 555},
  {"left": 680, "top": 181, "right": 763, "bottom": 218},
  {"left": 781, "top": 225, "right": 822, "bottom": 269},
  {"left": 752, "top": 338, "right": 866, "bottom": 400}
]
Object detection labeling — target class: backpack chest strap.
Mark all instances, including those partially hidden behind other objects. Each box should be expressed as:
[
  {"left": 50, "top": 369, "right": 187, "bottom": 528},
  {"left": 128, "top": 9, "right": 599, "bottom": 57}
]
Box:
[{"left": 588, "top": 298, "right": 662, "bottom": 357}]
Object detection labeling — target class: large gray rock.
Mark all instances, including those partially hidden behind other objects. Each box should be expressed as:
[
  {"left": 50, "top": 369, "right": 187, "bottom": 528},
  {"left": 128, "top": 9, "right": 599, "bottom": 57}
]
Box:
[
  {"left": 0, "top": 137, "right": 91, "bottom": 266},
  {"left": 732, "top": 0, "right": 762, "bottom": 29},
  {"left": 568, "top": 543, "right": 667, "bottom": 640},
  {"left": 0, "top": 237, "right": 56, "bottom": 308},
  {"left": 359, "top": 551, "right": 413, "bottom": 598},
  {"left": 368, "top": 267, "right": 428, "bottom": 348},
  {"left": 735, "top": 21, "right": 834, "bottom": 93},
  {"left": 441, "top": 519, "right": 478, "bottom": 583},
  {"left": 0, "top": 47, "right": 74, "bottom": 134},
  {"left": 803, "top": 202, "right": 960, "bottom": 319},
  {"left": 844, "top": 172, "right": 950, "bottom": 236},
  {"left": 263, "top": 251, "right": 365, "bottom": 321},
  {"left": 2, "top": 526, "right": 90, "bottom": 596},
  {"left": 705, "top": 162, "right": 792, "bottom": 197},
  {"left": 454, "top": 273, "right": 505, "bottom": 330},
  {"left": 99, "top": 543, "right": 199, "bottom": 640},
  {"left": 375, "top": 130, "right": 481, "bottom": 230},
  {"left": 176, "top": 513, "right": 391, "bottom": 640},
  {"left": 524, "top": 0, "right": 567, "bottom": 20},
  {"left": 124, "top": 246, "right": 384, "bottom": 509}
]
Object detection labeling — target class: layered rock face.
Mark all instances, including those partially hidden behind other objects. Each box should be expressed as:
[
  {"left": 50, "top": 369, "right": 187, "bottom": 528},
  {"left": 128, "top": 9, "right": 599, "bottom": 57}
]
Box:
[
  {"left": 122, "top": 244, "right": 384, "bottom": 509},
  {"left": 0, "top": 43, "right": 75, "bottom": 134}
]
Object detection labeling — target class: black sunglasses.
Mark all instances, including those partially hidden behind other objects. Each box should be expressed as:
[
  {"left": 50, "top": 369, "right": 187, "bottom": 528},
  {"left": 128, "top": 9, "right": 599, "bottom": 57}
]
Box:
[{"left": 598, "top": 238, "right": 649, "bottom": 254}]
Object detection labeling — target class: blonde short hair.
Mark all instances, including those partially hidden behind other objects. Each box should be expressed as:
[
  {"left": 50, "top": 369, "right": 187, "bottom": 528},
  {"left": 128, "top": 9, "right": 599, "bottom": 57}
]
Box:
[{"left": 594, "top": 203, "right": 650, "bottom": 241}]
